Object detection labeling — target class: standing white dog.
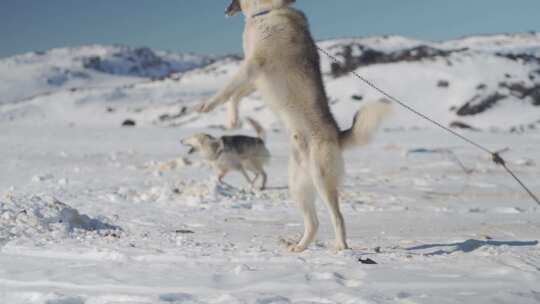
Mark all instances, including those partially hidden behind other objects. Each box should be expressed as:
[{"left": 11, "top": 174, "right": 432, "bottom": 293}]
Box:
[{"left": 196, "top": 0, "right": 390, "bottom": 252}]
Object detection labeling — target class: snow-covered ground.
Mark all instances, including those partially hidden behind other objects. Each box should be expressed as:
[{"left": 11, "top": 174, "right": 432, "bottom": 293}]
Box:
[
  {"left": 1, "top": 124, "right": 539, "bottom": 303},
  {"left": 1, "top": 33, "right": 540, "bottom": 303}
]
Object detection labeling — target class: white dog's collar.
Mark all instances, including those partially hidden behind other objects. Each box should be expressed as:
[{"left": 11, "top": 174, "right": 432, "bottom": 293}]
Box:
[
  {"left": 251, "top": 0, "right": 286, "bottom": 18},
  {"left": 252, "top": 9, "right": 271, "bottom": 18}
]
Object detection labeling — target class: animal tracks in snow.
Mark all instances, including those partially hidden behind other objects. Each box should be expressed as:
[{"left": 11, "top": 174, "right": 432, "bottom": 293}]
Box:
[{"left": 305, "top": 271, "right": 362, "bottom": 288}]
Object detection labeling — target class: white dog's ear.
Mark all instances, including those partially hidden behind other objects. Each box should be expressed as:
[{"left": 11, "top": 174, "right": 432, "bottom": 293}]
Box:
[
  {"left": 273, "top": 0, "right": 295, "bottom": 8},
  {"left": 225, "top": 0, "right": 242, "bottom": 16}
]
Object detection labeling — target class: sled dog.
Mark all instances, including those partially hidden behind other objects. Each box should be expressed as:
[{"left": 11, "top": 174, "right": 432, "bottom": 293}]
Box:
[
  {"left": 196, "top": 0, "right": 390, "bottom": 252},
  {"left": 181, "top": 117, "right": 270, "bottom": 189}
]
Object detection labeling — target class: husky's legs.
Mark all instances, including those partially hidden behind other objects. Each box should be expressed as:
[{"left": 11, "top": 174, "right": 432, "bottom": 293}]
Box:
[
  {"left": 249, "top": 161, "right": 268, "bottom": 190},
  {"left": 259, "top": 170, "right": 267, "bottom": 190},
  {"left": 251, "top": 170, "right": 267, "bottom": 190},
  {"left": 288, "top": 146, "right": 318, "bottom": 252},
  {"left": 310, "top": 141, "right": 349, "bottom": 251},
  {"left": 217, "top": 169, "right": 229, "bottom": 185},
  {"left": 250, "top": 171, "right": 266, "bottom": 190},
  {"left": 239, "top": 168, "right": 253, "bottom": 185}
]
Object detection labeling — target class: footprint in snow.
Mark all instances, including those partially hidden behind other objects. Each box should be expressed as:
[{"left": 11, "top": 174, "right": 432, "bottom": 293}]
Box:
[
  {"left": 255, "top": 295, "right": 291, "bottom": 304},
  {"left": 44, "top": 295, "right": 85, "bottom": 304},
  {"left": 159, "top": 293, "right": 198, "bottom": 303},
  {"left": 305, "top": 272, "right": 362, "bottom": 287}
]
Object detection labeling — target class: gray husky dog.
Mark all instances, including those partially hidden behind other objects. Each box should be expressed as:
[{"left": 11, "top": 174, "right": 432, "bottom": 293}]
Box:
[
  {"left": 196, "top": 0, "right": 390, "bottom": 252},
  {"left": 181, "top": 118, "right": 270, "bottom": 189}
]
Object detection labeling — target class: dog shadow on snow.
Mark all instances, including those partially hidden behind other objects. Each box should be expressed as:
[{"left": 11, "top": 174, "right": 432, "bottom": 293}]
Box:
[{"left": 406, "top": 239, "right": 539, "bottom": 256}]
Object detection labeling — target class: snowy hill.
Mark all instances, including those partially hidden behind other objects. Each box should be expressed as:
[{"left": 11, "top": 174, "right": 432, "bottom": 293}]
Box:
[
  {"left": 0, "top": 45, "right": 214, "bottom": 105},
  {"left": 319, "top": 33, "right": 540, "bottom": 132},
  {"left": 1, "top": 33, "right": 540, "bottom": 131}
]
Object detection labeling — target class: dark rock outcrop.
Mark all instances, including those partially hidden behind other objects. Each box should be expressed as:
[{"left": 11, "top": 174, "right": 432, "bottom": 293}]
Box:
[
  {"left": 328, "top": 43, "right": 467, "bottom": 77},
  {"left": 449, "top": 121, "right": 479, "bottom": 131},
  {"left": 496, "top": 52, "right": 540, "bottom": 64},
  {"left": 456, "top": 93, "right": 507, "bottom": 116},
  {"left": 83, "top": 47, "right": 174, "bottom": 78},
  {"left": 499, "top": 82, "right": 540, "bottom": 106}
]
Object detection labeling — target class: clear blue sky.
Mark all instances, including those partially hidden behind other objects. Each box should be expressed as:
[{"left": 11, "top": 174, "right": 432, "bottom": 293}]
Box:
[{"left": 1, "top": 0, "right": 539, "bottom": 58}]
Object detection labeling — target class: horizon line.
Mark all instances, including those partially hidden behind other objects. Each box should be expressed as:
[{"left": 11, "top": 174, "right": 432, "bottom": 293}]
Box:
[{"left": 2, "top": 31, "right": 539, "bottom": 60}]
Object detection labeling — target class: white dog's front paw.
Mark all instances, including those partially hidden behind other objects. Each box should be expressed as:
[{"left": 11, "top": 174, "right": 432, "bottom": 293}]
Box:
[
  {"left": 193, "top": 103, "right": 207, "bottom": 113},
  {"left": 193, "top": 100, "right": 216, "bottom": 113}
]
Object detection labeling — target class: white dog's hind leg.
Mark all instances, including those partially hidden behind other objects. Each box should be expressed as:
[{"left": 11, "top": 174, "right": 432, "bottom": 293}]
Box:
[
  {"left": 288, "top": 151, "right": 318, "bottom": 252},
  {"left": 310, "top": 142, "right": 349, "bottom": 251}
]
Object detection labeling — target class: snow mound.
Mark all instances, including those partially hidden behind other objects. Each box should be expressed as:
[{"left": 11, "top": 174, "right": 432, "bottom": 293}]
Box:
[{"left": 0, "top": 195, "right": 120, "bottom": 242}]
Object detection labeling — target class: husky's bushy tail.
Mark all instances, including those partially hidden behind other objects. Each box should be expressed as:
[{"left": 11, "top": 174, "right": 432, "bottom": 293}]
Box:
[
  {"left": 339, "top": 100, "right": 392, "bottom": 150},
  {"left": 245, "top": 117, "right": 266, "bottom": 141}
]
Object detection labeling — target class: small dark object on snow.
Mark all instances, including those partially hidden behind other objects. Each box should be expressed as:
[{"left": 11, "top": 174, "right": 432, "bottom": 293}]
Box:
[
  {"left": 159, "top": 106, "right": 187, "bottom": 122},
  {"left": 104, "top": 231, "right": 121, "bottom": 238},
  {"left": 175, "top": 229, "right": 195, "bottom": 234},
  {"left": 476, "top": 83, "right": 487, "bottom": 90},
  {"left": 437, "top": 80, "right": 450, "bottom": 88},
  {"left": 359, "top": 257, "right": 377, "bottom": 265},
  {"left": 351, "top": 94, "right": 363, "bottom": 101},
  {"left": 122, "top": 119, "right": 136, "bottom": 127}
]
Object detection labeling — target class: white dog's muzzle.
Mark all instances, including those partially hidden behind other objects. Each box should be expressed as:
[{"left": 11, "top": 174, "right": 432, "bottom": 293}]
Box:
[{"left": 225, "top": 0, "right": 295, "bottom": 17}]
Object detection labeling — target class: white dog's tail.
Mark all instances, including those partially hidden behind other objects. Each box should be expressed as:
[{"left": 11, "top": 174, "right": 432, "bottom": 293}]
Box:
[
  {"left": 246, "top": 117, "right": 266, "bottom": 141},
  {"left": 339, "top": 100, "right": 391, "bottom": 151}
]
